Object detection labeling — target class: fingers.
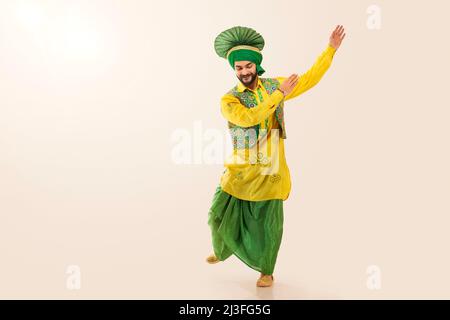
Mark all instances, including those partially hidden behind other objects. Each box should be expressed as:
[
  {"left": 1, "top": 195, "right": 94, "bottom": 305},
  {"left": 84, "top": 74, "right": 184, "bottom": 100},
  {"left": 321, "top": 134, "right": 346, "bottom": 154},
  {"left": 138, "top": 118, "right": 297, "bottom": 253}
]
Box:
[
  {"left": 280, "top": 74, "right": 299, "bottom": 95},
  {"left": 289, "top": 76, "right": 299, "bottom": 89},
  {"left": 287, "top": 73, "right": 298, "bottom": 83},
  {"left": 332, "top": 25, "right": 346, "bottom": 44},
  {"left": 333, "top": 25, "right": 345, "bottom": 37},
  {"left": 333, "top": 25, "right": 339, "bottom": 34},
  {"left": 282, "top": 74, "right": 298, "bottom": 88},
  {"left": 291, "top": 79, "right": 299, "bottom": 88},
  {"left": 332, "top": 25, "right": 340, "bottom": 36},
  {"left": 287, "top": 74, "right": 299, "bottom": 89}
]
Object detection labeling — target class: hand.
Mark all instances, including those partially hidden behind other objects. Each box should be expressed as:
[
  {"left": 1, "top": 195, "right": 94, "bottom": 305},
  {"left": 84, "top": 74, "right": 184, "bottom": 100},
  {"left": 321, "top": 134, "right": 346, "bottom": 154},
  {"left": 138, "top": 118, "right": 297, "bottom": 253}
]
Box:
[
  {"left": 329, "top": 25, "right": 346, "bottom": 50},
  {"left": 279, "top": 74, "right": 299, "bottom": 96}
]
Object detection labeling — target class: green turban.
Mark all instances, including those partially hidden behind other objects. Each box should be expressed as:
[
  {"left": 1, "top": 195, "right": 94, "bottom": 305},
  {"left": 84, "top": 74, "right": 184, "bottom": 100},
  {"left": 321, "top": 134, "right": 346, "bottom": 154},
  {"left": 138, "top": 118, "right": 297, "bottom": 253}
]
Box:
[
  {"left": 214, "top": 26, "right": 266, "bottom": 76},
  {"left": 227, "top": 49, "right": 266, "bottom": 76}
]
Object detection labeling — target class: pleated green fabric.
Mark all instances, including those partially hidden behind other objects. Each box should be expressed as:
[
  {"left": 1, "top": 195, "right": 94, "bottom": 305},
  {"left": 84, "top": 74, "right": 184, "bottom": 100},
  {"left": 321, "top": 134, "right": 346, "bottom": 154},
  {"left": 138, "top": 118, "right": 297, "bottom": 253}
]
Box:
[{"left": 207, "top": 185, "right": 284, "bottom": 275}]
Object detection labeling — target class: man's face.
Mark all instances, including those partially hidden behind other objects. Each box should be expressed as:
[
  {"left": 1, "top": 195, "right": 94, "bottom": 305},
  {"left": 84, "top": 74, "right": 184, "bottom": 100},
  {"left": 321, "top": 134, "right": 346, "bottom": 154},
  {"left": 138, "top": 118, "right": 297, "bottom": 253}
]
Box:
[{"left": 235, "top": 60, "right": 257, "bottom": 86}]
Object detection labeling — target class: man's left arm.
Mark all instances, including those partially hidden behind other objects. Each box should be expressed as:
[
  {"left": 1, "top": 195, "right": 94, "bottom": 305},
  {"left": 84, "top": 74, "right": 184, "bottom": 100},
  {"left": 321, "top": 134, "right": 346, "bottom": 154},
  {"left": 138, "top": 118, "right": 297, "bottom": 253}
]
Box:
[{"left": 276, "top": 25, "right": 346, "bottom": 102}]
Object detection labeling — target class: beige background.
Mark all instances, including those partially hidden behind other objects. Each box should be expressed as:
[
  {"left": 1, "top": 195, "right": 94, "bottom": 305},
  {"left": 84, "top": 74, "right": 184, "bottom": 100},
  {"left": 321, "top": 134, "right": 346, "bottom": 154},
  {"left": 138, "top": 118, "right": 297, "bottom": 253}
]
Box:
[{"left": 0, "top": 0, "right": 449, "bottom": 299}]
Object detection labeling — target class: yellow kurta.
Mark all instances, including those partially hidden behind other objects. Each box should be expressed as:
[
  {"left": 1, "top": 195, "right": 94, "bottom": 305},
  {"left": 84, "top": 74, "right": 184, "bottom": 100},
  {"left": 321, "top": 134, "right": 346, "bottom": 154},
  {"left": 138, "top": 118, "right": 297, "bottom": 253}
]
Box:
[{"left": 219, "top": 45, "right": 337, "bottom": 201}]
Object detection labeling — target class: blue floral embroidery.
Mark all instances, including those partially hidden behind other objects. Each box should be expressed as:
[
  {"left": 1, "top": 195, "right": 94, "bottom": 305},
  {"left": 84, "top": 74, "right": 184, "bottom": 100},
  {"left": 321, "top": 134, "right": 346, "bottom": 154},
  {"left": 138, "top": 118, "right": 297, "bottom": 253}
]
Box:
[{"left": 261, "top": 78, "right": 279, "bottom": 95}]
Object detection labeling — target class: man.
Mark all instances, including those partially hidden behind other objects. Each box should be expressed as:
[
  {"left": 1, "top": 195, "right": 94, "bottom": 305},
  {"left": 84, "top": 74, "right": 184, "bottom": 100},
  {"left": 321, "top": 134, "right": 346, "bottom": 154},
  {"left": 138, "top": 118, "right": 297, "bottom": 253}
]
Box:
[{"left": 207, "top": 25, "right": 345, "bottom": 287}]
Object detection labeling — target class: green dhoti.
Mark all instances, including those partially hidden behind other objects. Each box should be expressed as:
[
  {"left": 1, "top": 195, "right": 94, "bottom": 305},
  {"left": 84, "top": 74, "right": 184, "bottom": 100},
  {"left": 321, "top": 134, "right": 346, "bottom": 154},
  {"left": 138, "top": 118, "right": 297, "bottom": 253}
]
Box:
[{"left": 207, "top": 185, "right": 284, "bottom": 275}]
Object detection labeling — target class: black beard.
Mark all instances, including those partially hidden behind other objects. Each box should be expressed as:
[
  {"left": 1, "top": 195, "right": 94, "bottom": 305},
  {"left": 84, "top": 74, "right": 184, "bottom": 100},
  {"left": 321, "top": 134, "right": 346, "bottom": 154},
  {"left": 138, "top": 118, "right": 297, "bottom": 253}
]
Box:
[{"left": 238, "top": 73, "right": 257, "bottom": 87}]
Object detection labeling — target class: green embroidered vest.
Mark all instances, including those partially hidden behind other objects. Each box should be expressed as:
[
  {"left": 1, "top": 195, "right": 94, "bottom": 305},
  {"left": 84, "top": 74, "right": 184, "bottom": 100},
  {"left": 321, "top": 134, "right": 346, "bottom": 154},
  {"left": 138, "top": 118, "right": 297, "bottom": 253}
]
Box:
[{"left": 227, "top": 78, "right": 287, "bottom": 149}]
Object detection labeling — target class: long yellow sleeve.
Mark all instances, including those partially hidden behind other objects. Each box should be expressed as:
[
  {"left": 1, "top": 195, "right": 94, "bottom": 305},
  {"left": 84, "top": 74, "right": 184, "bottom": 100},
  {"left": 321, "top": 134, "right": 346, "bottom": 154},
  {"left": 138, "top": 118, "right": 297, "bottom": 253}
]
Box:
[
  {"left": 221, "top": 89, "right": 284, "bottom": 127},
  {"left": 276, "top": 45, "right": 336, "bottom": 102}
]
